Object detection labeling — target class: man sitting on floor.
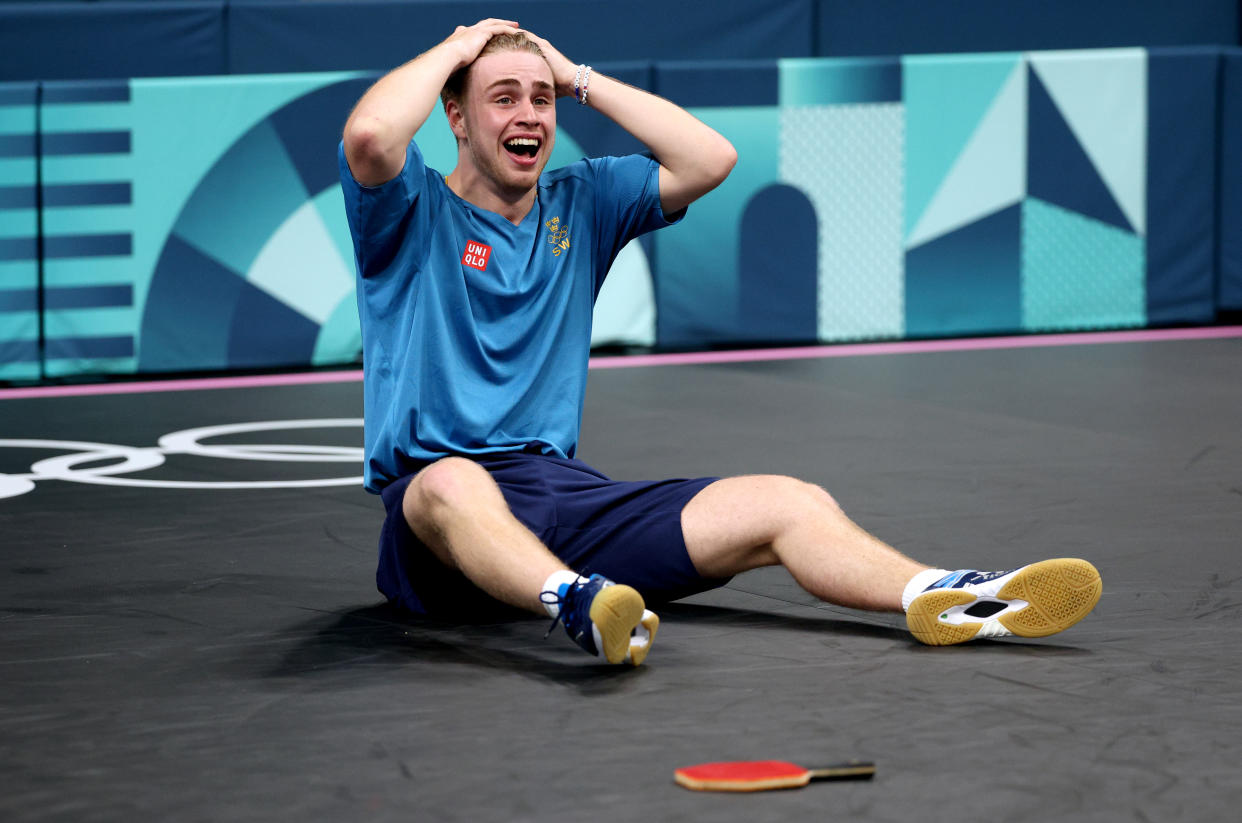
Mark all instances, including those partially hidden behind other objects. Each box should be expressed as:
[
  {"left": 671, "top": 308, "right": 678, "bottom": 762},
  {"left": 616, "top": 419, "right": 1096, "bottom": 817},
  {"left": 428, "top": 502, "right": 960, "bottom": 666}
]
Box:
[{"left": 338, "top": 19, "right": 1102, "bottom": 665}]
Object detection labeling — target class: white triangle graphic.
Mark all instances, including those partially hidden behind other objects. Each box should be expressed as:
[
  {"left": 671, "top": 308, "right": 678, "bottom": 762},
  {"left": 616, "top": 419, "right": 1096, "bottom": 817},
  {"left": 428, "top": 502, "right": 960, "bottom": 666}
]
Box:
[
  {"left": 1028, "top": 49, "right": 1146, "bottom": 235},
  {"left": 906, "top": 60, "right": 1027, "bottom": 250},
  {"left": 248, "top": 198, "right": 355, "bottom": 325}
]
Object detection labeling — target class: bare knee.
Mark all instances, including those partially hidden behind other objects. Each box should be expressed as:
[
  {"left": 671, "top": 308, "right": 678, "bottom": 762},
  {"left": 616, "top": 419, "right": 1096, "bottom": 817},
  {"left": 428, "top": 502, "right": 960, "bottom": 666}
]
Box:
[
  {"left": 801, "top": 480, "right": 842, "bottom": 513},
  {"left": 682, "top": 474, "right": 843, "bottom": 577},
  {"left": 404, "top": 457, "right": 497, "bottom": 534},
  {"left": 756, "top": 475, "right": 842, "bottom": 519}
]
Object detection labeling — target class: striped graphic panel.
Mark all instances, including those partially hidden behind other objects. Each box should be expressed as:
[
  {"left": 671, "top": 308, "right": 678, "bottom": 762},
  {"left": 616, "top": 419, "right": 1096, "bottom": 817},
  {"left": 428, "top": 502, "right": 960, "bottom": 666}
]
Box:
[
  {"left": 39, "top": 80, "right": 137, "bottom": 377},
  {"left": 0, "top": 82, "right": 39, "bottom": 380}
]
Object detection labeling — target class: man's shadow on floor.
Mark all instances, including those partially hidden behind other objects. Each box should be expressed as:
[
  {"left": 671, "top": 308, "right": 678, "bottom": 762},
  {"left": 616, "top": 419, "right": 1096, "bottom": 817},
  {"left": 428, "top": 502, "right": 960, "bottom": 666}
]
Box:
[{"left": 252, "top": 598, "right": 1088, "bottom": 695}]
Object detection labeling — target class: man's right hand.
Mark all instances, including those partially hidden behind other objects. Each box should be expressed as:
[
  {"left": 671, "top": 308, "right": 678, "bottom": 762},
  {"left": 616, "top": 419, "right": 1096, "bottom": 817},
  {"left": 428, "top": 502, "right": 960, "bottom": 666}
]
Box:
[
  {"left": 344, "top": 19, "right": 520, "bottom": 187},
  {"left": 442, "top": 19, "right": 521, "bottom": 70}
]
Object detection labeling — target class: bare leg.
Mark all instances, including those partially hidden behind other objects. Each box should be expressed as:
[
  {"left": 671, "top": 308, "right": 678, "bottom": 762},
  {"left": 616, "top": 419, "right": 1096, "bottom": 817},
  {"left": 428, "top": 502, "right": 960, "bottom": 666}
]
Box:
[
  {"left": 403, "top": 457, "right": 567, "bottom": 613},
  {"left": 681, "top": 475, "right": 927, "bottom": 611}
]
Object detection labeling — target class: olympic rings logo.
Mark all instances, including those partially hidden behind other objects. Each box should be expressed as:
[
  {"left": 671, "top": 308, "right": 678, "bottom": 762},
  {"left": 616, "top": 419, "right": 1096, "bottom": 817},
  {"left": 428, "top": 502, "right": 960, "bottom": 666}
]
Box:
[{"left": 0, "top": 419, "right": 364, "bottom": 500}]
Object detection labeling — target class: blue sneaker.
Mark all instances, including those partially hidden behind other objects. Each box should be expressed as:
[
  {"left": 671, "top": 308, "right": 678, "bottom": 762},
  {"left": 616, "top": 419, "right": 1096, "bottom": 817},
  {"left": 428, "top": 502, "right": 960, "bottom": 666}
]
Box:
[
  {"left": 543, "top": 574, "right": 659, "bottom": 665},
  {"left": 906, "top": 559, "right": 1102, "bottom": 645}
]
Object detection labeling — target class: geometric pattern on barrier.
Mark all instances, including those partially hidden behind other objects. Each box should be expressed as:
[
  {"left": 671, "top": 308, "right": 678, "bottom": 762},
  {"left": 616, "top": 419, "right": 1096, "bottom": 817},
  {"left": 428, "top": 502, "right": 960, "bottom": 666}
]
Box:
[
  {"left": 140, "top": 78, "right": 371, "bottom": 372},
  {"left": 3, "top": 48, "right": 1215, "bottom": 382},
  {"left": 737, "top": 183, "right": 818, "bottom": 342},
  {"left": 38, "top": 82, "right": 136, "bottom": 378},
  {"left": 0, "top": 83, "right": 39, "bottom": 381},
  {"left": 780, "top": 102, "right": 905, "bottom": 341},
  {"left": 1021, "top": 197, "right": 1145, "bottom": 331},
  {"left": 652, "top": 104, "right": 782, "bottom": 347},
  {"left": 905, "top": 204, "right": 1022, "bottom": 337},
  {"left": 130, "top": 74, "right": 632, "bottom": 374},
  {"left": 1027, "top": 63, "right": 1132, "bottom": 233},
  {"left": 905, "top": 56, "right": 1026, "bottom": 251},
  {"left": 903, "top": 49, "right": 1147, "bottom": 335},
  {"left": 903, "top": 53, "right": 1023, "bottom": 249},
  {"left": 1027, "top": 49, "right": 1146, "bottom": 235},
  {"left": 140, "top": 235, "right": 248, "bottom": 371}
]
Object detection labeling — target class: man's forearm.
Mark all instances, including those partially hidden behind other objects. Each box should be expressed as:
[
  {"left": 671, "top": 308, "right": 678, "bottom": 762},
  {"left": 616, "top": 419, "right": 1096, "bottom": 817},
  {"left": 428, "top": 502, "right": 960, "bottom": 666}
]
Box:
[
  {"left": 581, "top": 72, "right": 737, "bottom": 214},
  {"left": 518, "top": 30, "right": 736, "bottom": 213},
  {"left": 343, "top": 19, "right": 519, "bottom": 187},
  {"left": 343, "top": 46, "right": 463, "bottom": 185}
]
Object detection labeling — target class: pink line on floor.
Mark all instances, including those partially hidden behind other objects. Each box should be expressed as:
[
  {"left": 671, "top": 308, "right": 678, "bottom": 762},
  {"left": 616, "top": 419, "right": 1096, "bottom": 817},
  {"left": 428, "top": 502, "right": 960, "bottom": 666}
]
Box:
[{"left": 2, "top": 326, "right": 1239, "bottom": 399}]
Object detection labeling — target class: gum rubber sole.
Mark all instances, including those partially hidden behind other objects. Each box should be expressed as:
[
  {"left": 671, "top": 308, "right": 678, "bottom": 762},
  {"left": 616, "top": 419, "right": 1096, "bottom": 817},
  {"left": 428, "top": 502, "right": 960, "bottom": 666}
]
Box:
[
  {"left": 627, "top": 611, "right": 660, "bottom": 667},
  {"left": 997, "top": 558, "right": 1102, "bottom": 637},
  {"left": 906, "top": 558, "right": 1103, "bottom": 646},
  {"left": 589, "top": 584, "right": 647, "bottom": 664},
  {"left": 906, "top": 590, "right": 982, "bottom": 645}
]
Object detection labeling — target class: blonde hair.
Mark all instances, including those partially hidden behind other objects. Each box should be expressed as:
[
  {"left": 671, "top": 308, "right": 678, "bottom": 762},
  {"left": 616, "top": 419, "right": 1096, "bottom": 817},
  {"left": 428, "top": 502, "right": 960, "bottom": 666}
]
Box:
[{"left": 440, "top": 33, "right": 547, "bottom": 108}]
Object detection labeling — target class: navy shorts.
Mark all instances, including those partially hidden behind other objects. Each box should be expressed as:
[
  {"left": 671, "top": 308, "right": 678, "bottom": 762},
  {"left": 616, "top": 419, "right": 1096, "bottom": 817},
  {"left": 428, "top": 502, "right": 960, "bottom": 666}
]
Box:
[{"left": 376, "top": 452, "right": 727, "bottom": 619}]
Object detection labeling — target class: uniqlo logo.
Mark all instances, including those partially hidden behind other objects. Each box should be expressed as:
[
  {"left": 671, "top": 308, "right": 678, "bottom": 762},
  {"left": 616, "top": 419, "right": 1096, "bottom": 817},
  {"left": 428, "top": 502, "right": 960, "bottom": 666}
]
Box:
[{"left": 462, "top": 240, "right": 491, "bottom": 271}]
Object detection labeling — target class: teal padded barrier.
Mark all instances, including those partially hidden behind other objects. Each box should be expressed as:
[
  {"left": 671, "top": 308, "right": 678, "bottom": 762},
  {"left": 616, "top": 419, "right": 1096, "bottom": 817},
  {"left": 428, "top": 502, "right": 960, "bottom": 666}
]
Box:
[
  {"left": 1220, "top": 49, "right": 1242, "bottom": 313},
  {"left": 1145, "top": 48, "right": 1218, "bottom": 325},
  {"left": 816, "top": 0, "right": 1239, "bottom": 57},
  {"left": 39, "top": 81, "right": 138, "bottom": 376},
  {"left": 656, "top": 48, "right": 1203, "bottom": 346},
  {"left": 226, "top": 0, "right": 815, "bottom": 74},
  {"left": 17, "top": 69, "right": 615, "bottom": 377},
  {"left": 0, "top": 2, "right": 227, "bottom": 82},
  {"left": 3, "top": 0, "right": 1235, "bottom": 83},
  {"left": 0, "top": 48, "right": 1233, "bottom": 381},
  {"left": 0, "top": 83, "right": 39, "bottom": 381}
]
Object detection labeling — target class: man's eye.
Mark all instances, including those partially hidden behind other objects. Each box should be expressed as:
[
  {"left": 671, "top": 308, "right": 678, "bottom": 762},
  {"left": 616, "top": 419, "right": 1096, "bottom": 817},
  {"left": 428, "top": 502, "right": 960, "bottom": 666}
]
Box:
[{"left": 497, "top": 96, "right": 513, "bottom": 104}]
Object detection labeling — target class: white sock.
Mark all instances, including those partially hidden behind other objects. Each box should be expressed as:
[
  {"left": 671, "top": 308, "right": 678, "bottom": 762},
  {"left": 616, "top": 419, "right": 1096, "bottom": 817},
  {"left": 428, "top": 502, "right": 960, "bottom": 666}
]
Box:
[
  {"left": 902, "top": 568, "right": 951, "bottom": 612},
  {"left": 541, "top": 570, "right": 584, "bottom": 618}
]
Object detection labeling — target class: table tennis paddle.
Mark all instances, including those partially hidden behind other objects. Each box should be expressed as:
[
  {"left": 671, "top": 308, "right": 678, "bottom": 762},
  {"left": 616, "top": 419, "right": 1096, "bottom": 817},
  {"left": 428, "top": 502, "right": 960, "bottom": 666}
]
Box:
[{"left": 673, "top": 759, "right": 876, "bottom": 792}]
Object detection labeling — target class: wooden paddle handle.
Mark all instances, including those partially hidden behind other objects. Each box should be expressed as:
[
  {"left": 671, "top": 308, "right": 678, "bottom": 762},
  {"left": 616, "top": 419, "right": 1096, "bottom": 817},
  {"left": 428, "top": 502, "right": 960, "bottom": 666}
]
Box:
[{"left": 807, "top": 762, "right": 877, "bottom": 781}]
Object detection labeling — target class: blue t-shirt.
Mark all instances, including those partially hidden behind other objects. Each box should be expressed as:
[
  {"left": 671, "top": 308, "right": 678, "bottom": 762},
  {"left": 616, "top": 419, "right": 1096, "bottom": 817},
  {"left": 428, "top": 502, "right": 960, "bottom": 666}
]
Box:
[{"left": 338, "top": 140, "right": 679, "bottom": 492}]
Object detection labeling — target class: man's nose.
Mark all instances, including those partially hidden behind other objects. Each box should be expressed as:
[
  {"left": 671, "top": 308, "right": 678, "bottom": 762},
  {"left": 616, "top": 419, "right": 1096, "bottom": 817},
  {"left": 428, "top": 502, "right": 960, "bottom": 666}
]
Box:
[{"left": 515, "top": 98, "right": 539, "bottom": 122}]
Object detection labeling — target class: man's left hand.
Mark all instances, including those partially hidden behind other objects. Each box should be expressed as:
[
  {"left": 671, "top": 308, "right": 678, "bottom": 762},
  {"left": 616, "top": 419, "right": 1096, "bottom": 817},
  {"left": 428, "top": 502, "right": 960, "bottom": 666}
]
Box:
[{"left": 520, "top": 30, "right": 580, "bottom": 99}]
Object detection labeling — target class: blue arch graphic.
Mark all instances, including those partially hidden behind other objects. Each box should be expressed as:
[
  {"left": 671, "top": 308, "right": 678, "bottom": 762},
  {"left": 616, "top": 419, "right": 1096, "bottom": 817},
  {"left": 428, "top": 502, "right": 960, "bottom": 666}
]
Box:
[{"left": 737, "top": 183, "right": 818, "bottom": 343}]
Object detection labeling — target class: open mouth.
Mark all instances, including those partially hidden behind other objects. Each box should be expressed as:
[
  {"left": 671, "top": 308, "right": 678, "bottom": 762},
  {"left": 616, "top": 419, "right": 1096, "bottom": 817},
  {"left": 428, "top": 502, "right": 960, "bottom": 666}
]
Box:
[{"left": 504, "top": 137, "right": 541, "bottom": 163}]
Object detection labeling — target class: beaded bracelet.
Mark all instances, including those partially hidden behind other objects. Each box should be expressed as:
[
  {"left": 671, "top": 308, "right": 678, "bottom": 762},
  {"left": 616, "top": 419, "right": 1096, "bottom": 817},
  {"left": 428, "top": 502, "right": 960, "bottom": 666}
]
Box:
[
  {"left": 573, "top": 64, "right": 584, "bottom": 102},
  {"left": 579, "top": 65, "right": 592, "bottom": 105}
]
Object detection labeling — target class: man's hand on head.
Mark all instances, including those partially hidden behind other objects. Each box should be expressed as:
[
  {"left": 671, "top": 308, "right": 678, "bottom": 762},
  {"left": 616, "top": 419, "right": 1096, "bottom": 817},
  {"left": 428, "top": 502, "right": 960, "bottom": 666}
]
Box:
[
  {"left": 444, "top": 19, "right": 522, "bottom": 68},
  {"left": 517, "top": 30, "right": 580, "bottom": 99}
]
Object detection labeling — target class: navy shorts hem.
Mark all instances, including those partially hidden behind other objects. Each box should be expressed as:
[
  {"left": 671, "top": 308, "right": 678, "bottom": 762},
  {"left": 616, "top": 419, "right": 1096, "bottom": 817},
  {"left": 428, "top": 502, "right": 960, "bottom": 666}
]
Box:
[{"left": 375, "top": 453, "right": 728, "bottom": 619}]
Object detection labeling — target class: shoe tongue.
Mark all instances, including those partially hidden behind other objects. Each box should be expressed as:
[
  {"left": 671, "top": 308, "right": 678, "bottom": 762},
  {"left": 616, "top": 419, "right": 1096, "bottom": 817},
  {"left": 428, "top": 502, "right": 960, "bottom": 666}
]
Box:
[
  {"left": 932, "top": 570, "right": 972, "bottom": 588},
  {"left": 960, "top": 568, "right": 1013, "bottom": 585}
]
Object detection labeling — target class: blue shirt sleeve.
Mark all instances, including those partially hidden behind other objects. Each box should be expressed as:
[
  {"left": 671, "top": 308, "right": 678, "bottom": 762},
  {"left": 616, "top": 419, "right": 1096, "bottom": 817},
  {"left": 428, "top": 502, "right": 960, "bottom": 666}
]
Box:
[
  {"left": 585, "top": 154, "right": 683, "bottom": 295},
  {"left": 337, "top": 140, "right": 430, "bottom": 278}
]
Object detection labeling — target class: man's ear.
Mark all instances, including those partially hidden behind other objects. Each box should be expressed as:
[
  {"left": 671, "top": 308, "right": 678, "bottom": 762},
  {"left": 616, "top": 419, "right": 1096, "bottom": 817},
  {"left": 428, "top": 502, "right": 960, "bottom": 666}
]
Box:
[{"left": 445, "top": 99, "right": 467, "bottom": 141}]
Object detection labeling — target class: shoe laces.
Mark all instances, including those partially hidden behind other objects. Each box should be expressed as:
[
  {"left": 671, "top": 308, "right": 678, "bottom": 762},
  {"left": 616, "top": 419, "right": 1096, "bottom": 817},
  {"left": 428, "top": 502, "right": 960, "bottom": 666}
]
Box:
[
  {"left": 539, "top": 574, "right": 596, "bottom": 641},
  {"left": 540, "top": 587, "right": 566, "bottom": 639}
]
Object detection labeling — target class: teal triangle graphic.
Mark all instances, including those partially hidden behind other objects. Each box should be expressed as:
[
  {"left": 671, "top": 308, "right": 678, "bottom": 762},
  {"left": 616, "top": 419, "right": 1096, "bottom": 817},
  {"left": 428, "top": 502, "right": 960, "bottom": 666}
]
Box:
[
  {"left": 906, "top": 60, "right": 1026, "bottom": 249},
  {"left": 904, "top": 53, "right": 1023, "bottom": 237}
]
